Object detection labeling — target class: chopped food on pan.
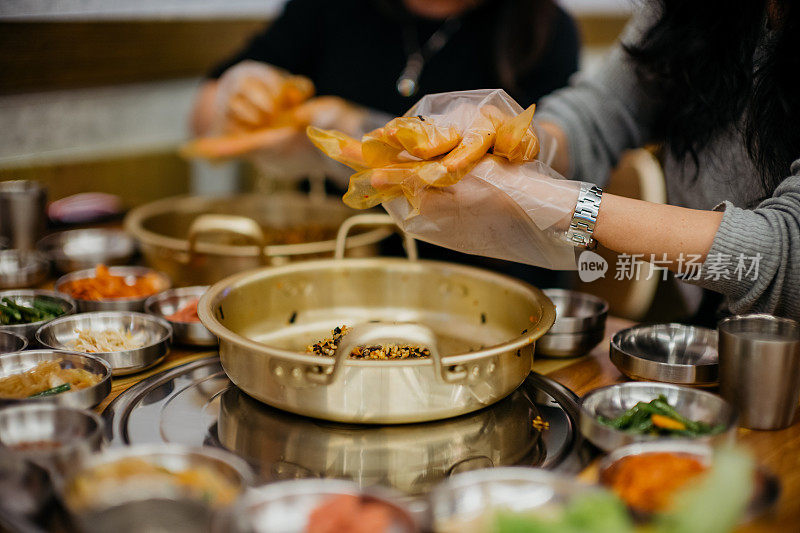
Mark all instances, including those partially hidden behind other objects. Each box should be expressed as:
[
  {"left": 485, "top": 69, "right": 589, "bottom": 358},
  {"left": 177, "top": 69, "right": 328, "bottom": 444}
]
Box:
[
  {"left": 597, "top": 395, "right": 724, "bottom": 437},
  {"left": 165, "top": 299, "right": 201, "bottom": 323},
  {"left": 306, "top": 494, "right": 394, "bottom": 533},
  {"left": 306, "top": 325, "right": 431, "bottom": 360},
  {"left": 602, "top": 452, "right": 708, "bottom": 513},
  {"left": 0, "top": 360, "right": 101, "bottom": 399},
  {"left": 67, "top": 328, "right": 145, "bottom": 353},
  {"left": 59, "top": 264, "right": 165, "bottom": 301},
  {"left": 65, "top": 457, "right": 240, "bottom": 511},
  {"left": 0, "top": 297, "right": 66, "bottom": 325}
]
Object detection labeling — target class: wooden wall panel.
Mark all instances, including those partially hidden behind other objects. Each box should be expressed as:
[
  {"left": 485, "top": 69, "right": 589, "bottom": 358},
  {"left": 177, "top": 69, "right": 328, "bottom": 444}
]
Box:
[
  {"left": 0, "top": 151, "right": 190, "bottom": 207},
  {"left": 0, "top": 20, "right": 267, "bottom": 94}
]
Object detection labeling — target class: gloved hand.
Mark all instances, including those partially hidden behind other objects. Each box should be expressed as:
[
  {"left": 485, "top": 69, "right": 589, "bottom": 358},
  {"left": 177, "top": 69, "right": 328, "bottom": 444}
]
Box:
[
  {"left": 309, "top": 89, "right": 586, "bottom": 270},
  {"left": 182, "top": 61, "right": 374, "bottom": 181}
]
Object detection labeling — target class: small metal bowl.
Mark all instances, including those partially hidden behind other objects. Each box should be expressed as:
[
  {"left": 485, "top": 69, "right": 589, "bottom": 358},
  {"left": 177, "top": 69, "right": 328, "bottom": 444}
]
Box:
[
  {"left": 145, "top": 286, "right": 216, "bottom": 347},
  {"left": 36, "top": 311, "right": 172, "bottom": 375},
  {"left": 598, "top": 441, "right": 780, "bottom": 520},
  {"left": 0, "top": 403, "right": 104, "bottom": 479},
  {"left": 611, "top": 323, "right": 718, "bottom": 386},
  {"left": 536, "top": 289, "right": 608, "bottom": 358},
  {"left": 0, "top": 330, "right": 27, "bottom": 353},
  {"left": 0, "top": 249, "right": 49, "bottom": 289},
  {"left": 230, "top": 479, "right": 418, "bottom": 533},
  {"left": 37, "top": 229, "right": 137, "bottom": 273},
  {"left": 54, "top": 265, "right": 171, "bottom": 313},
  {"left": 62, "top": 444, "right": 254, "bottom": 533},
  {"left": 0, "top": 289, "right": 77, "bottom": 345},
  {"left": 430, "top": 467, "right": 598, "bottom": 532},
  {"left": 0, "top": 349, "right": 111, "bottom": 409},
  {"left": 580, "top": 382, "right": 737, "bottom": 452}
]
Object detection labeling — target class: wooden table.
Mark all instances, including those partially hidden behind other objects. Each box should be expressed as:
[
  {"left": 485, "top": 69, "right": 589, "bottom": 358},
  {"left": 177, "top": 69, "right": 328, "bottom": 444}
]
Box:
[{"left": 95, "top": 315, "right": 799, "bottom": 530}]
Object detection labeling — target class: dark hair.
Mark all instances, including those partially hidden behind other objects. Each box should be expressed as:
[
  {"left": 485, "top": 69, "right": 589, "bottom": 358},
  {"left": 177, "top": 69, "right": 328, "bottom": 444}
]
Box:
[
  {"left": 625, "top": 0, "right": 800, "bottom": 197},
  {"left": 374, "top": 0, "right": 559, "bottom": 96},
  {"left": 494, "top": 0, "right": 559, "bottom": 95}
]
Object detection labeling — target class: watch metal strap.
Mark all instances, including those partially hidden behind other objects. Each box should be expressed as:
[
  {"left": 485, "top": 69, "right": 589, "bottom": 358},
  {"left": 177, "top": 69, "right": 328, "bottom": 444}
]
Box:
[{"left": 567, "top": 184, "right": 603, "bottom": 248}]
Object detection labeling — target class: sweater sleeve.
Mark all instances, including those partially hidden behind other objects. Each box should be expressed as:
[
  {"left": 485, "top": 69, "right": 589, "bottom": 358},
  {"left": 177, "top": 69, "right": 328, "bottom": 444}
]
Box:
[
  {"left": 687, "top": 161, "right": 800, "bottom": 319},
  {"left": 536, "top": 6, "right": 659, "bottom": 184}
]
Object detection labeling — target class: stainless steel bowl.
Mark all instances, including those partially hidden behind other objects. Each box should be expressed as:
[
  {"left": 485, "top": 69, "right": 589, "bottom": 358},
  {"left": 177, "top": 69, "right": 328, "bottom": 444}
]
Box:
[
  {"left": 54, "top": 265, "right": 171, "bottom": 312},
  {"left": 145, "top": 286, "right": 216, "bottom": 347},
  {"left": 0, "top": 249, "right": 49, "bottom": 289},
  {"left": 62, "top": 444, "right": 254, "bottom": 533},
  {"left": 0, "top": 289, "right": 77, "bottom": 345},
  {"left": 580, "top": 382, "right": 737, "bottom": 452},
  {"left": 536, "top": 289, "right": 608, "bottom": 358},
  {"left": 36, "top": 311, "right": 172, "bottom": 375},
  {"left": 598, "top": 440, "right": 780, "bottom": 520},
  {"left": 37, "top": 228, "right": 137, "bottom": 273},
  {"left": 611, "top": 323, "right": 718, "bottom": 386},
  {"left": 430, "top": 467, "right": 597, "bottom": 533},
  {"left": 0, "top": 349, "right": 111, "bottom": 409},
  {"left": 0, "top": 330, "right": 27, "bottom": 353},
  {"left": 0, "top": 403, "right": 104, "bottom": 479},
  {"left": 230, "top": 479, "right": 418, "bottom": 533}
]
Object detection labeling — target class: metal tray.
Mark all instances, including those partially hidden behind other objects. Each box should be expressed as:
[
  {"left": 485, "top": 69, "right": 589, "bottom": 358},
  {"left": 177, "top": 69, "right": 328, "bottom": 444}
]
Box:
[{"left": 103, "top": 356, "right": 594, "bottom": 497}]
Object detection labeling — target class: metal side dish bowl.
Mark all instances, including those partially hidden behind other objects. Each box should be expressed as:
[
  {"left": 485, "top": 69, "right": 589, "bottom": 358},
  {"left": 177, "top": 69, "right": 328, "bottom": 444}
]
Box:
[
  {"left": 0, "top": 403, "right": 104, "bottom": 478},
  {"left": 579, "top": 382, "right": 737, "bottom": 452},
  {"left": 36, "top": 311, "right": 172, "bottom": 375},
  {"left": 611, "top": 323, "right": 718, "bottom": 386},
  {"left": 536, "top": 289, "right": 608, "bottom": 358},
  {"left": 55, "top": 265, "right": 171, "bottom": 313},
  {"left": 0, "top": 250, "right": 49, "bottom": 289},
  {"left": 145, "top": 286, "right": 216, "bottom": 347},
  {"left": 61, "top": 444, "right": 254, "bottom": 533},
  {"left": 0, "top": 349, "right": 112, "bottom": 409},
  {"left": 37, "top": 228, "right": 137, "bottom": 273},
  {"left": 0, "top": 330, "right": 27, "bottom": 354},
  {"left": 0, "top": 289, "right": 77, "bottom": 345}
]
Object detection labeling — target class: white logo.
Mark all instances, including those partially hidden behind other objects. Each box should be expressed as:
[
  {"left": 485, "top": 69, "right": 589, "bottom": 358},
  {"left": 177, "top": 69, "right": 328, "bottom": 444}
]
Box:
[{"left": 578, "top": 250, "right": 608, "bottom": 282}]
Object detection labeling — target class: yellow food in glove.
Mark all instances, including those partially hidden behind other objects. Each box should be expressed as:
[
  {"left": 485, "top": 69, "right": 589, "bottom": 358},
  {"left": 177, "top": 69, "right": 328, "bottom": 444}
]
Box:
[{"left": 307, "top": 102, "right": 539, "bottom": 210}]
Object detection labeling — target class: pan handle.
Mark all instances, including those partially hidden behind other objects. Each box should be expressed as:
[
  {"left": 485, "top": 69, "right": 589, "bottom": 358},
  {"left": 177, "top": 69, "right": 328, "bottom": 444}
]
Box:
[
  {"left": 318, "top": 322, "right": 468, "bottom": 385},
  {"left": 187, "top": 214, "right": 266, "bottom": 263},
  {"left": 334, "top": 213, "right": 417, "bottom": 260}
]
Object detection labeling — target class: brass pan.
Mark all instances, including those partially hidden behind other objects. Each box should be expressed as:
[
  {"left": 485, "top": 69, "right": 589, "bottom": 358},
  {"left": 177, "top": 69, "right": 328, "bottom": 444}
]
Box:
[
  {"left": 124, "top": 192, "right": 390, "bottom": 286},
  {"left": 199, "top": 215, "right": 555, "bottom": 424}
]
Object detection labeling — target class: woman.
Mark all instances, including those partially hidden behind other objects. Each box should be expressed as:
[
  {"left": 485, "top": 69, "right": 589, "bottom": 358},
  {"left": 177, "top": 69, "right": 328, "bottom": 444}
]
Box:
[
  {"left": 192, "top": 0, "right": 579, "bottom": 134},
  {"left": 190, "top": 0, "right": 581, "bottom": 288},
  {"left": 393, "top": 0, "right": 799, "bottom": 319}
]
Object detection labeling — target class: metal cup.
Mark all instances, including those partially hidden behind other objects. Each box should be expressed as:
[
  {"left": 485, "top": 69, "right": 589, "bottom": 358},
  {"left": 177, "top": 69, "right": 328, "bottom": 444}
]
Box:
[
  {"left": 718, "top": 314, "right": 800, "bottom": 430},
  {"left": 0, "top": 180, "right": 47, "bottom": 250}
]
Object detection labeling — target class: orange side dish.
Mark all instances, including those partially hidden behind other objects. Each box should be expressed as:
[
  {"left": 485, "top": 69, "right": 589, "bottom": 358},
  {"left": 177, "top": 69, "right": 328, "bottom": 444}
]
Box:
[
  {"left": 165, "top": 299, "right": 200, "bottom": 323},
  {"left": 61, "top": 265, "right": 165, "bottom": 301},
  {"left": 603, "top": 452, "right": 708, "bottom": 513},
  {"left": 305, "top": 494, "right": 393, "bottom": 533}
]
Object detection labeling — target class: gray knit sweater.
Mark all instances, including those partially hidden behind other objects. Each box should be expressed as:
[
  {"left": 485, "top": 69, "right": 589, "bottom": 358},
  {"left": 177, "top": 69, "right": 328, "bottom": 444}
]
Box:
[{"left": 537, "top": 6, "right": 800, "bottom": 319}]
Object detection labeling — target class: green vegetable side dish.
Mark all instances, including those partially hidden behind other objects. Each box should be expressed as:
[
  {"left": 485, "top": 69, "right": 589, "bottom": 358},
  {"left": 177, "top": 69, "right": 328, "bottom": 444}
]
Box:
[
  {"left": 29, "top": 383, "right": 72, "bottom": 397},
  {"left": 0, "top": 297, "right": 66, "bottom": 325},
  {"left": 597, "top": 395, "right": 724, "bottom": 437}
]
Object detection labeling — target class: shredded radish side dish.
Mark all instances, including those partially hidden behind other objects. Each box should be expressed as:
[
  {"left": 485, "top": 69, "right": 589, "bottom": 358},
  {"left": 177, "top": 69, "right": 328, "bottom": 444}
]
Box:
[{"left": 68, "top": 328, "right": 145, "bottom": 353}]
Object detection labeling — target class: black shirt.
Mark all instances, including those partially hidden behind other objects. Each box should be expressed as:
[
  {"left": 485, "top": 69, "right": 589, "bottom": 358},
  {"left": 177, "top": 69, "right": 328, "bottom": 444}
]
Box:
[{"left": 210, "top": 0, "right": 580, "bottom": 115}]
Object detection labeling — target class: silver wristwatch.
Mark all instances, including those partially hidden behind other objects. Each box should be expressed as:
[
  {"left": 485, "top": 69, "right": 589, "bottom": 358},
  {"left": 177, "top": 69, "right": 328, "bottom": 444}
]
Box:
[{"left": 566, "top": 184, "right": 603, "bottom": 249}]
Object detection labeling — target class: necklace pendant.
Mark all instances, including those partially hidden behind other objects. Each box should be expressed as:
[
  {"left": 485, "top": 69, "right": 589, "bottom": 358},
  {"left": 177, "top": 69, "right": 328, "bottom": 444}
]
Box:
[{"left": 397, "top": 76, "right": 418, "bottom": 97}]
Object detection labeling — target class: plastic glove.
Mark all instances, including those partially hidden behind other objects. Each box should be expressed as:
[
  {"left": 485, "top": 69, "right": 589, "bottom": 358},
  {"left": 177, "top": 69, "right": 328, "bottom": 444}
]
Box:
[
  {"left": 309, "top": 89, "right": 585, "bottom": 269},
  {"left": 182, "top": 61, "right": 376, "bottom": 181}
]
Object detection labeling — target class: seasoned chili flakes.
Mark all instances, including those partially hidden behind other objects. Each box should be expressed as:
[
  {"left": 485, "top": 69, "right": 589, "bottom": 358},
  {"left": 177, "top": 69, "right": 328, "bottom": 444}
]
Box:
[{"left": 307, "top": 325, "right": 431, "bottom": 360}]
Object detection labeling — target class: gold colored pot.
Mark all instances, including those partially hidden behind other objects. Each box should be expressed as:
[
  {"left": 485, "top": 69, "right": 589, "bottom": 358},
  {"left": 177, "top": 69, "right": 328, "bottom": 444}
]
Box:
[
  {"left": 199, "top": 218, "right": 555, "bottom": 424},
  {"left": 124, "top": 193, "right": 389, "bottom": 286}
]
